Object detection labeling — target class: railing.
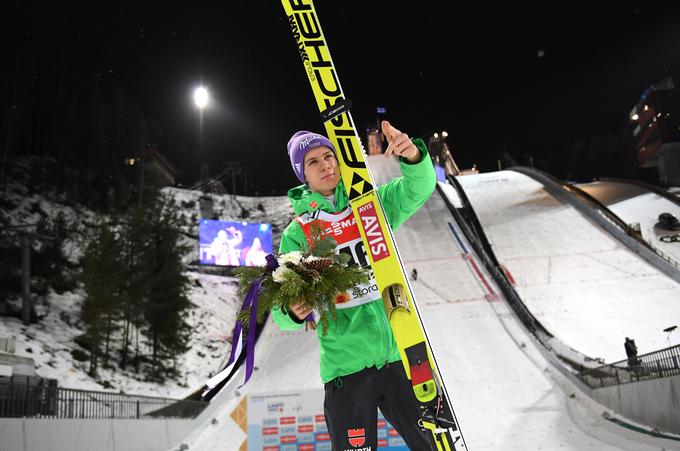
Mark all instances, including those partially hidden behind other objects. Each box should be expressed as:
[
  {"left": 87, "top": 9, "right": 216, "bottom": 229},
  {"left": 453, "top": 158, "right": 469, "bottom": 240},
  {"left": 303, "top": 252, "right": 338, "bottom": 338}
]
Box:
[
  {"left": 579, "top": 344, "right": 680, "bottom": 389},
  {"left": 0, "top": 375, "right": 208, "bottom": 419},
  {"left": 0, "top": 375, "right": 58, "bottom": 417}
]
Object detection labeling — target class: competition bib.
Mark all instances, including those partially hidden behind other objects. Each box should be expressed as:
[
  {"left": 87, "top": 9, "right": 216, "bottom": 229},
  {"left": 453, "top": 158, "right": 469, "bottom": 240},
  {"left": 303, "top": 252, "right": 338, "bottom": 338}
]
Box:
[{"left": 296, "top": 207, "right": 379, "bottom": 309}]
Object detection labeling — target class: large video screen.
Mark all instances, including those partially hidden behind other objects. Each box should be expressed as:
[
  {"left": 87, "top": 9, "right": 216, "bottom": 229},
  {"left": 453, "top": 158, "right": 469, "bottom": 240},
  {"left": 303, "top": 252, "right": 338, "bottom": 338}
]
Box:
[{"left": 199, "top": 220, "right": 273, "bottom": 267}]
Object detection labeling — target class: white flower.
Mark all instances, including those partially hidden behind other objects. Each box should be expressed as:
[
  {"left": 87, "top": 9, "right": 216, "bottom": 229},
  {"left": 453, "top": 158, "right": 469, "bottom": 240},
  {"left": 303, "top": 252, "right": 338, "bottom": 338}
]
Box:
[
  {"left": 278, "top": 251, "right": 302, "bottom": 265},
  {"left": 272, "top": 266, "right": 294, "bottom": 283},
  {"left": 303, "top": 255, "right": 321, "bottom": 263}
]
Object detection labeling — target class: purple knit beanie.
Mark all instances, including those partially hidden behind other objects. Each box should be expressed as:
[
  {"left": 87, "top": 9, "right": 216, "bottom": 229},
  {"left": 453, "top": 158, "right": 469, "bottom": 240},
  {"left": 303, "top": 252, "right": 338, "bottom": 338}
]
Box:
[{"left": 287, "top": 131, "right": 336, "bottom": 183}]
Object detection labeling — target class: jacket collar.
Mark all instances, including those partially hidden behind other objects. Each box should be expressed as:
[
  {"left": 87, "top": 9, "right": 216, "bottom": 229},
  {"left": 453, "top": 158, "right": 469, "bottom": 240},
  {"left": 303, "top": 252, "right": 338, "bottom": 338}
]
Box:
[{"left": 287, "top": 180, "right": 349, "bottom": 215}]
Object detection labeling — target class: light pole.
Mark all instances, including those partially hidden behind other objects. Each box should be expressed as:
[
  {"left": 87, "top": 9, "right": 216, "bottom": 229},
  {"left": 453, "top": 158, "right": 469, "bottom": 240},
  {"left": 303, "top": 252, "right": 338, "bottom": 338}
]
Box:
[
  {"left": 428, "top": 130, "right": 460, "bottom": 176},
  {"left": 428, "top": 131, "right": 448, "bottom": 162},
  {"left": 194, "top": 86, "right": 209, "bottom": 157}
]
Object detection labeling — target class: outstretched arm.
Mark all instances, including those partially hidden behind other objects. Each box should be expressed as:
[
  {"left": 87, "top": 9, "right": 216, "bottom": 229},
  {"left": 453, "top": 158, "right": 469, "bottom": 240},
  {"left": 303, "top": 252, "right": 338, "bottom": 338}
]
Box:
[{"left": 376, "top": 121, "right": 436, "bottom": 231}]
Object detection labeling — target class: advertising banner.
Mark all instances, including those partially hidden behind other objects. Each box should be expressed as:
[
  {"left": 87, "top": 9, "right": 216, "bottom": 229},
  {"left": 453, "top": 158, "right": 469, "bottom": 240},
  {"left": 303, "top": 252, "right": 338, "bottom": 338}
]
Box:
[{"left": 247, "top": 389, "right": 408, "bottom": 450}]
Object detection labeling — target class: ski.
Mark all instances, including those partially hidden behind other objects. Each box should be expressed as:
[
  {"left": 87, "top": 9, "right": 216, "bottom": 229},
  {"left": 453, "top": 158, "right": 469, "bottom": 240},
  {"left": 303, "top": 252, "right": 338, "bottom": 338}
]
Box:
[{"left": 280, "top": 1, "right": 468, "bottom": 450}]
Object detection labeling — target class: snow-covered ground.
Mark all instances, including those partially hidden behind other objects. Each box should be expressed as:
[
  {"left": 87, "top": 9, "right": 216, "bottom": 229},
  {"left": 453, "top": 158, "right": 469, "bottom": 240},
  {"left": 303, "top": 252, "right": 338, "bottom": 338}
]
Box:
[
  {"left": 179, "top": 156, "right": 680, "bottom": 450},
  {"left": 577, "top": 179, "right": 680, "bottom": 265},
  {"left": 4, "top": 157, "right": 680, "bottom": 449},
  {"left": 457, "top": 170, "right": 680, "bottom": 363},
  {"left": 1, "top": 162, "right": 293, "bottom": 399},
  {"left": 0, "top": 272, "right": 243, "bottom": 399}
]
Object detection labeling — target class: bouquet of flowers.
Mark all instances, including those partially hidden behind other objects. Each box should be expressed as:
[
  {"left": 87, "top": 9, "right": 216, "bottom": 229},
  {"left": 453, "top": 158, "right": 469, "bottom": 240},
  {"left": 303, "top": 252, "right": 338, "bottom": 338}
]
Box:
[{"left": 234, "top": 222, "right": 370, "bottom": 335}]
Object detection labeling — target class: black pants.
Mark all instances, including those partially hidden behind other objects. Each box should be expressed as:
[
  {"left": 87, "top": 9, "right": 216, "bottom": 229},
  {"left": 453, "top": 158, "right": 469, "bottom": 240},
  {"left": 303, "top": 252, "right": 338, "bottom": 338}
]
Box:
[{"left": 323, "top": 362, "right": 430, "bottom": 450}]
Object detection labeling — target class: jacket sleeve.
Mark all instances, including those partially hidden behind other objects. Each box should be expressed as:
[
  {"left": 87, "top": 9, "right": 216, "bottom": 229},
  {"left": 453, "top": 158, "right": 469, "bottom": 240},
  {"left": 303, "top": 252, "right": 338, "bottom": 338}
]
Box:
[
  {"left": 271, "top": 221, "right": 306, "bottom": 331},
  {"left": 377, "top": 138, "right": 436, "bottom": 231}
]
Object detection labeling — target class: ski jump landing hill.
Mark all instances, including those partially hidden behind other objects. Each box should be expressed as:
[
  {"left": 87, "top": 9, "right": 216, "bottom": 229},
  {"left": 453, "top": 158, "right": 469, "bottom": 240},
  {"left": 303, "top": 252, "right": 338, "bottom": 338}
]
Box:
[
  {"left": 453, "top": 167, "right": 680, "bottom": 439},
  {"left": 456, "top": 168, "right": 680, "bottom": 361},
  {"left": 171, "top": 157, "right": 680, "bottom": 450}
]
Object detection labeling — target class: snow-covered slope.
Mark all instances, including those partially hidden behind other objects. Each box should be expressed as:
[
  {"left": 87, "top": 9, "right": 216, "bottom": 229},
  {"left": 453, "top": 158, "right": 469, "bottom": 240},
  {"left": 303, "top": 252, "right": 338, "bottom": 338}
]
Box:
[
  {"left": 178, "top": 156, "right": 680, "bottom": 450},
  {"left": 1, "top": 161, "right": 295, "bottom": 398},
  {"left": 457, "top": 170, "right": 680, "bottom": 362}
]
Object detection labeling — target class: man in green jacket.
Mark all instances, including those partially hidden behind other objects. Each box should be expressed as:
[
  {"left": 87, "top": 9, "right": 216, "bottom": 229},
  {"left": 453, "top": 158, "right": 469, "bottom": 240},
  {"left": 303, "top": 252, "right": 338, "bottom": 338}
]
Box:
[{"left": 273, "top": 120, "right": 435, "bottom": 450}]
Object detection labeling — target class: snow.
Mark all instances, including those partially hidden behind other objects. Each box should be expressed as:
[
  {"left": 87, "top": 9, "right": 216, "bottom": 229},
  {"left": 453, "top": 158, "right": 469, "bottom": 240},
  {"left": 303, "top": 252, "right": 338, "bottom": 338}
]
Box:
[
  {"left": 2, "top": 268, "right": 251, "bottom": 398},
  {"left": 177, "top": 157, "right": 680, "bottom": 451},
  {"left": 456, "top": 170, "right": 680, "bottom": 363},
  {"left": 179, "top": 323, "right": 322, "bottom": 451},
  {"left": 1, "top": 166, "right": 293, "bottom": 399},
  {"left": 3, "top": 157, "right": 680, "bottom": 450}
]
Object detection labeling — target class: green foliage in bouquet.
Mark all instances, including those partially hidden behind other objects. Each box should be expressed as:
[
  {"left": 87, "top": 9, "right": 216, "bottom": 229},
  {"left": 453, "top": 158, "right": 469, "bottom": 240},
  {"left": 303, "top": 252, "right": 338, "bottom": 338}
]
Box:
[{"left": 235, "top": 222, "right": 371, "bottom": 335}]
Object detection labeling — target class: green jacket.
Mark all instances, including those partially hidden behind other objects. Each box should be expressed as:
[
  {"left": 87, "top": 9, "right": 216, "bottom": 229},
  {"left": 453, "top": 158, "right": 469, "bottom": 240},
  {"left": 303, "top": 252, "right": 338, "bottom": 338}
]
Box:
[{"left": 272, "top": 138, "right": 436, "bottom": 383}]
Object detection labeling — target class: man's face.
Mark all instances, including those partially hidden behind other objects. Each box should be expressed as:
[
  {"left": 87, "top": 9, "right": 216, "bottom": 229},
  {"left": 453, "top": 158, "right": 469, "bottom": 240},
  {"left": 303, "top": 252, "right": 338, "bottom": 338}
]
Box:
[{"left": 303, "top": 146, "right": 340, "bottom": 196}]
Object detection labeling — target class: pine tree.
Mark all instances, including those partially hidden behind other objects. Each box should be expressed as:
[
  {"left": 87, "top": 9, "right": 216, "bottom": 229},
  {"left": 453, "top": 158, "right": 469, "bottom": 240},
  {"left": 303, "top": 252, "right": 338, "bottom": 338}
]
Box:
[
  {"left": 141, "top": 193, "right": 192, "bottom": 377},
  {"left": 80, "top": 220, "right": 124, "bottom": 376},
  {"left": 0, "top": 210, "right": 21, "bottom": 311},
  {"left": 118, "top": 203, "right": 149, "bottom": 370},
  {"left": 33, "top": 211, "right": 77, "bottom": 295}
]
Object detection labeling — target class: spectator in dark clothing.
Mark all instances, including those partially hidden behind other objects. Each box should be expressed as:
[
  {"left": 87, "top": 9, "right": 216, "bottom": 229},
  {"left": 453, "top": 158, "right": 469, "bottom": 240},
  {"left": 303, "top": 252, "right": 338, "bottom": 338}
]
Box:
[
  {"left": 624, "top": 337, "right": 640, "bottom": 367},
  {"left": 411, "top": 268, "right": 418, "bottom": 281}
]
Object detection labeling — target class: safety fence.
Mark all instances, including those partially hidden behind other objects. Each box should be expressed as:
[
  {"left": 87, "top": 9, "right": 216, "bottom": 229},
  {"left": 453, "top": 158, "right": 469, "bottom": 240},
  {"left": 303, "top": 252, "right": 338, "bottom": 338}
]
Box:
[
  {"left": 579, "top": 344, "right": 680, "bottom": 389},
  {"left": 0, "top": 374, "right": 208, "bottom": 419}
]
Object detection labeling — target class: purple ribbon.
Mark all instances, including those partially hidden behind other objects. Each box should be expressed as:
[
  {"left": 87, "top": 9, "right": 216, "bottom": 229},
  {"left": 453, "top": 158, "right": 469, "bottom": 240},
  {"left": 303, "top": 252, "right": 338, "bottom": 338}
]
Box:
[
  {"left": 239, "top": 279, "right": 263, "bottom": 387},
  {"left": 204, "top": 254, "right": 279, "bottom": 396},
  {"left": 239, "top": 254, "right": 280, "bottom": 387},
  {"left": 264, "top": 253, "right": 279, "bottom": 272}
]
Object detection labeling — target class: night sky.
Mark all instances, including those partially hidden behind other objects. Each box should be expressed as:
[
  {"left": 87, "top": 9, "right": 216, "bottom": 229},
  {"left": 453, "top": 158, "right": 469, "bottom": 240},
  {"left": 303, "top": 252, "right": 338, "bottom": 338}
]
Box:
[{"left": 4, "top": 3, "right": 680, "bottom": 194}]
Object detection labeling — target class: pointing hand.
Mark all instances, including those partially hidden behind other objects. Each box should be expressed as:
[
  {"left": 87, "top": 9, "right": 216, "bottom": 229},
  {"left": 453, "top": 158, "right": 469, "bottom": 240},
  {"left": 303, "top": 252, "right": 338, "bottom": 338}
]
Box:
[{"left": 382, "top": 120, "right": 420, "bottom": 163}]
